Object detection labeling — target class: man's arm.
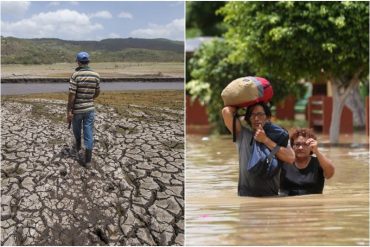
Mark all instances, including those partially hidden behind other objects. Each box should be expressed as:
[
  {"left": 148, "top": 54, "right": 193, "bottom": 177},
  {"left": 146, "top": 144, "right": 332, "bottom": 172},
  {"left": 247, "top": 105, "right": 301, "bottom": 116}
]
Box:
[
  {"left": 254, "top": 126, "right": 295, "bottom": 164},
  {"left": 263, "top": 137, "right": 295, "bottom": 164},
  {"left": 66, "top": 92, "right": 75, "bottom": 123},
  {"left": 67, "top": 92, "right": 75, "bottom": 111},
  {"left": 221, "top": 106, "right": 241, "bottom": 135},
  {"left": 93, "top": 88, "right": 100, "bottom": 99},
  {"left": 94, "top": 77, "right": 100, "bottom": 99}
]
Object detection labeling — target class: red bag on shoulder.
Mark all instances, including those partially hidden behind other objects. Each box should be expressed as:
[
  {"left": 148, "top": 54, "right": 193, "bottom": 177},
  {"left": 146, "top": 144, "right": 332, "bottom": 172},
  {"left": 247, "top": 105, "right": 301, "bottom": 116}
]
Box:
[{"left": 221, "top": 76, "right": 273, "bottom": 107}]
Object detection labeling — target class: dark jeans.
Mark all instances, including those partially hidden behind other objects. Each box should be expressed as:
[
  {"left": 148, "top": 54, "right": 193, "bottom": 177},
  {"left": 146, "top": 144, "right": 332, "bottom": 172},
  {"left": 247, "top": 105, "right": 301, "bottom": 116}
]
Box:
[{"left": 72, "top": 110, "right": 95, "bottom": 150}]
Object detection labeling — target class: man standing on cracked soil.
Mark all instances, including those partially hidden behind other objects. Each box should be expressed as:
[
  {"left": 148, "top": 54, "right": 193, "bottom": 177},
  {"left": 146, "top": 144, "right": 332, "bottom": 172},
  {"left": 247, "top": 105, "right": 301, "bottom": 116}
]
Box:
[{"left": 67, "top": 51, "right": 100, "bottom": 169}]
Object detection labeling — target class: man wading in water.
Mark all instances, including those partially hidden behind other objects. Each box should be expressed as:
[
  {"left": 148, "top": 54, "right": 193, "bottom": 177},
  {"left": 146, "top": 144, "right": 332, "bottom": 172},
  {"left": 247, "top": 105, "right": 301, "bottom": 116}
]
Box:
[
  {"left": 222, "top": 103, "right": 295, "bottom": 196},
  {"left": 67, "top": 51, "right": 100, "bottom": 168}
]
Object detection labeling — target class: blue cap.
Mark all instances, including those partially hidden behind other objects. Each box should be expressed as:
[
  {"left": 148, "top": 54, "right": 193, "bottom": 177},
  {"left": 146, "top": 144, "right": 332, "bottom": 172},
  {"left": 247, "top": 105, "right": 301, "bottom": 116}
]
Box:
[{"left": 76, "top": 51, "right": 90, "bottom": 62}]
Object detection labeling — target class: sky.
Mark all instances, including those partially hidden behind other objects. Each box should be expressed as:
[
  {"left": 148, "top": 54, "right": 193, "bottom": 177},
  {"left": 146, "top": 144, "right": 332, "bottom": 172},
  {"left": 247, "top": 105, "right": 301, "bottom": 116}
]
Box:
[{"left": 1, "top": 1, "right": 185, "bottom": 41}]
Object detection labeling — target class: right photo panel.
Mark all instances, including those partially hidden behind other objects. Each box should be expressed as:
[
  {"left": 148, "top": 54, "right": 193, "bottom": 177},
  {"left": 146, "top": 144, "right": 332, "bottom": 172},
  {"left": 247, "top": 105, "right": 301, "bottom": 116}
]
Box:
[{"left": 185, "top": 1, "right": 369, "bottom": 246}]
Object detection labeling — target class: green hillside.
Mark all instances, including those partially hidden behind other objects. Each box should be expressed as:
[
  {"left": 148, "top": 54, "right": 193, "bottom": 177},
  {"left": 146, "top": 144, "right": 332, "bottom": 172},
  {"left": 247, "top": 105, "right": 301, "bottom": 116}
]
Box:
[{"left": 1, "top": 37, "right": 184, "bottom": 64}]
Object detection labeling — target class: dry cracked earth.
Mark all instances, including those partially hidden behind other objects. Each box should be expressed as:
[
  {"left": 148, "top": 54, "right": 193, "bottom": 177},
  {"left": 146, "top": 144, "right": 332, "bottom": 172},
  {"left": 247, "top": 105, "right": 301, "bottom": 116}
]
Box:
[{"left": 1, "top": 98, "right": 184, "bottom": 245}]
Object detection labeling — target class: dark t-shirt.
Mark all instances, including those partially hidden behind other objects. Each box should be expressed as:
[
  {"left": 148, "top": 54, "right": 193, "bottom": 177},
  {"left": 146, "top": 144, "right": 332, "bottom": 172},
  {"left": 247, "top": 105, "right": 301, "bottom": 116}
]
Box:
[
  {"left": 236, "top": 126, "right": 289, "bottom": 197},
  {"left": 280, "top": 156, "right": 324, "bottom": 196}
]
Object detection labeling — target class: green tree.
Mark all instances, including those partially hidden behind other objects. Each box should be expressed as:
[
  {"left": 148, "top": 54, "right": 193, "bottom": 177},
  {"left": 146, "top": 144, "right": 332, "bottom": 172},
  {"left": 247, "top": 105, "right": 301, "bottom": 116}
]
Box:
[
  {"left": 186, "top": 1, "right": 227, "bottom": 38},
  {"left": 220, "top": 1, "right": 369, "bottom": 143},
  {"left": 187, "top": 39, "right": 253, "bottom": 133},
  {"left": 187, "top": 38, "right": 305, "bottom": 133}
]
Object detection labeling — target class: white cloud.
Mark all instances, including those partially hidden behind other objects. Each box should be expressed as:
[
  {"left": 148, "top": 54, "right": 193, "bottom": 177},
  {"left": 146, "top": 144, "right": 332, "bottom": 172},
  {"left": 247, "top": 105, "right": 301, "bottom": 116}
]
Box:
[
  {"left": 1, "top": 1, "right": 30, "bottom": 16},
  {"left": 49, "top": 2, "right": 61, "bottom": 7},
  {"left": 170, "top": 2, "right": 184, "bottom": 7},
  {"left": 90, "top": 11, "right": 112, "bottom": 19},
  {"left": 130, "top": 18, "right": 184, "bottom": 40},
  {"left": 118, "top": 11, "right": 133, "bottom": 19},
  {"left": 1, "top": 9, "right": 103, "bottom": 40}
]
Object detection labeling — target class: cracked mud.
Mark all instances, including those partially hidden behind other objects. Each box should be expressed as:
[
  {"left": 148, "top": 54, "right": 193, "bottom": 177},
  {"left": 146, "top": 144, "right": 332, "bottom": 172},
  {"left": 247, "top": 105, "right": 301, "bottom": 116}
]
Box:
[{"left": 1, "top": 98, "right": 184, "bottom": 245}]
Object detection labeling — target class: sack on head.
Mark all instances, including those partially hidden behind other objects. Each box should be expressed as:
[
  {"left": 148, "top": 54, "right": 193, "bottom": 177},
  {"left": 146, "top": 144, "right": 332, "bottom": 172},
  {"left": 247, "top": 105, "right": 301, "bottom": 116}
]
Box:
[{"left": 221, "top": 76, "right": 273, "bottom": 107}]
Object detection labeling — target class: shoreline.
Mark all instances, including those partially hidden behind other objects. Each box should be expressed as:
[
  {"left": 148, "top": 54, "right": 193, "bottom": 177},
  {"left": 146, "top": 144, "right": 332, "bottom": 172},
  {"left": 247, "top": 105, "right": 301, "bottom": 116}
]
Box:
[{"left": 1, "top": 77, "right": 184, "bottom": 83}]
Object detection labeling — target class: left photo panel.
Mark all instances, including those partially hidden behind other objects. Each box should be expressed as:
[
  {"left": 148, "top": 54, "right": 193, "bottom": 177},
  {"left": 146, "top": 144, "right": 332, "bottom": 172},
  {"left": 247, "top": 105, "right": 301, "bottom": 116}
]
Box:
[{"left": 1, "top": 1, "right": 184, "bottom": 246}]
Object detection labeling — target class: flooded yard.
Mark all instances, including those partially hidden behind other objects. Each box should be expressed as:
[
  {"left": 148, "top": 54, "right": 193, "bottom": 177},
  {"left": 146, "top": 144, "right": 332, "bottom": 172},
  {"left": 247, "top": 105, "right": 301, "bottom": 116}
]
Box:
[{"left": 186, "top": 133, "right": 369, "bottom": 245}]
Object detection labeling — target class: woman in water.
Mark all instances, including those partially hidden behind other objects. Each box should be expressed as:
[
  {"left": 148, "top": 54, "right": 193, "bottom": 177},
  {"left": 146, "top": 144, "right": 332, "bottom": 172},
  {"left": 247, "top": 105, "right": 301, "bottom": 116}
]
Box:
[{"left": 280, "top": 128, "right": 335, "bottom": 196}]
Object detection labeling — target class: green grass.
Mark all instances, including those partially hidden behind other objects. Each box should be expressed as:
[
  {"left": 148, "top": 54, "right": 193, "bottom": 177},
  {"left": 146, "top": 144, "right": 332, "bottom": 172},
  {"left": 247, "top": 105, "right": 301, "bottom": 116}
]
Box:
[{"left": 1, "top": 36, "right": 183, "bottom": 65}]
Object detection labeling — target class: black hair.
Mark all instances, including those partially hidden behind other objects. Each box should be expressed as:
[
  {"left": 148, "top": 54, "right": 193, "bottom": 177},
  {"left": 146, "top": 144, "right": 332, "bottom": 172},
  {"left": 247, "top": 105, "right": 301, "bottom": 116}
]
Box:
[
  {"left": 79, "top": 61, "right": 89, "bottom": 65},
  {"left": 244, "top": 102, "right": 272, "bottom": 126}
]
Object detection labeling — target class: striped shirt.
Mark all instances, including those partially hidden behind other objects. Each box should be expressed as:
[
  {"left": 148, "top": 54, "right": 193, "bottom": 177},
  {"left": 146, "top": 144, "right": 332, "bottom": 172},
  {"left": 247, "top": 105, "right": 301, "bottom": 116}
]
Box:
[{"left": 69, "top": 66, "right": 100, "bottom": 114}]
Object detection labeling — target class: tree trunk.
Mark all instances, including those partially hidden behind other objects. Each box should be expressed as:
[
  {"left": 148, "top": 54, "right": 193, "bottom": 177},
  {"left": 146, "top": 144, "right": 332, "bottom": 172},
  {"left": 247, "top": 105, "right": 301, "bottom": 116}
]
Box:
[
  {"left": 330, "top": 82, "right": 346, "bottom": 143},
  {"left": 329, "top": 69, "right": 362, "bottom": 143},
  {"left": 330, "top": 93, "right": 344, "bottom": 143},
  {"left": 345, "top": 84, "right": 365, "bottom": 127}
]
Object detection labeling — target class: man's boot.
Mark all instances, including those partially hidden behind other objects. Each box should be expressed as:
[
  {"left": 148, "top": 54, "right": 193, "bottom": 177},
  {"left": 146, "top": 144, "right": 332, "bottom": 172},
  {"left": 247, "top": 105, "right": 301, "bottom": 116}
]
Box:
[
  {"left": 74, "top": 139, "right": 83, "bottom": 161},
  {"left": 75, "top": 140, "right": 81, "bottom": 152},
  {"left": 85, "top": 149, "right": 92, "bottom": 169}
]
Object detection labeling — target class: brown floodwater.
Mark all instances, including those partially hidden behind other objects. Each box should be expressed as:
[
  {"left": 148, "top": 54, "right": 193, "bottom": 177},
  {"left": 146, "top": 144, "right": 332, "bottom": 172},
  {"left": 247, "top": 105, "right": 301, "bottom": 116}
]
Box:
[{"left": 186, "top": 133, "right": 369, "bottom": 245}]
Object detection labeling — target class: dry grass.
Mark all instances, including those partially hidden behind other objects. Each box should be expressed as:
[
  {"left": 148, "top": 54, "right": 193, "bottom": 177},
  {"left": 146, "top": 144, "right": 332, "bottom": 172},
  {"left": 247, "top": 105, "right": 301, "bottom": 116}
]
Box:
[
  {"left": 1, "top": 62, "right": 184, "bottom": 78},
  {"left": 2, "top": 90, "right": 184, "bottom": 111},
  {"left": 30, "top": 102, "right": 65, "bottom": 123},
  {"left": 97, "top": 91, "right": 184, "bottom": 111}
]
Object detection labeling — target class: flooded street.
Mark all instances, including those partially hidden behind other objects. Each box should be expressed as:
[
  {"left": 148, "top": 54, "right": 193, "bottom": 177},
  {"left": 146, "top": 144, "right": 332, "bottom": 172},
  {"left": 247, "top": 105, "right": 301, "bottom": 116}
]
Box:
[
  {"left": 1, "top": 82, "right": 184, "bottom": 95},
  {"left": 186, "top": 134, "right": 369, "bottom": 245}
]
